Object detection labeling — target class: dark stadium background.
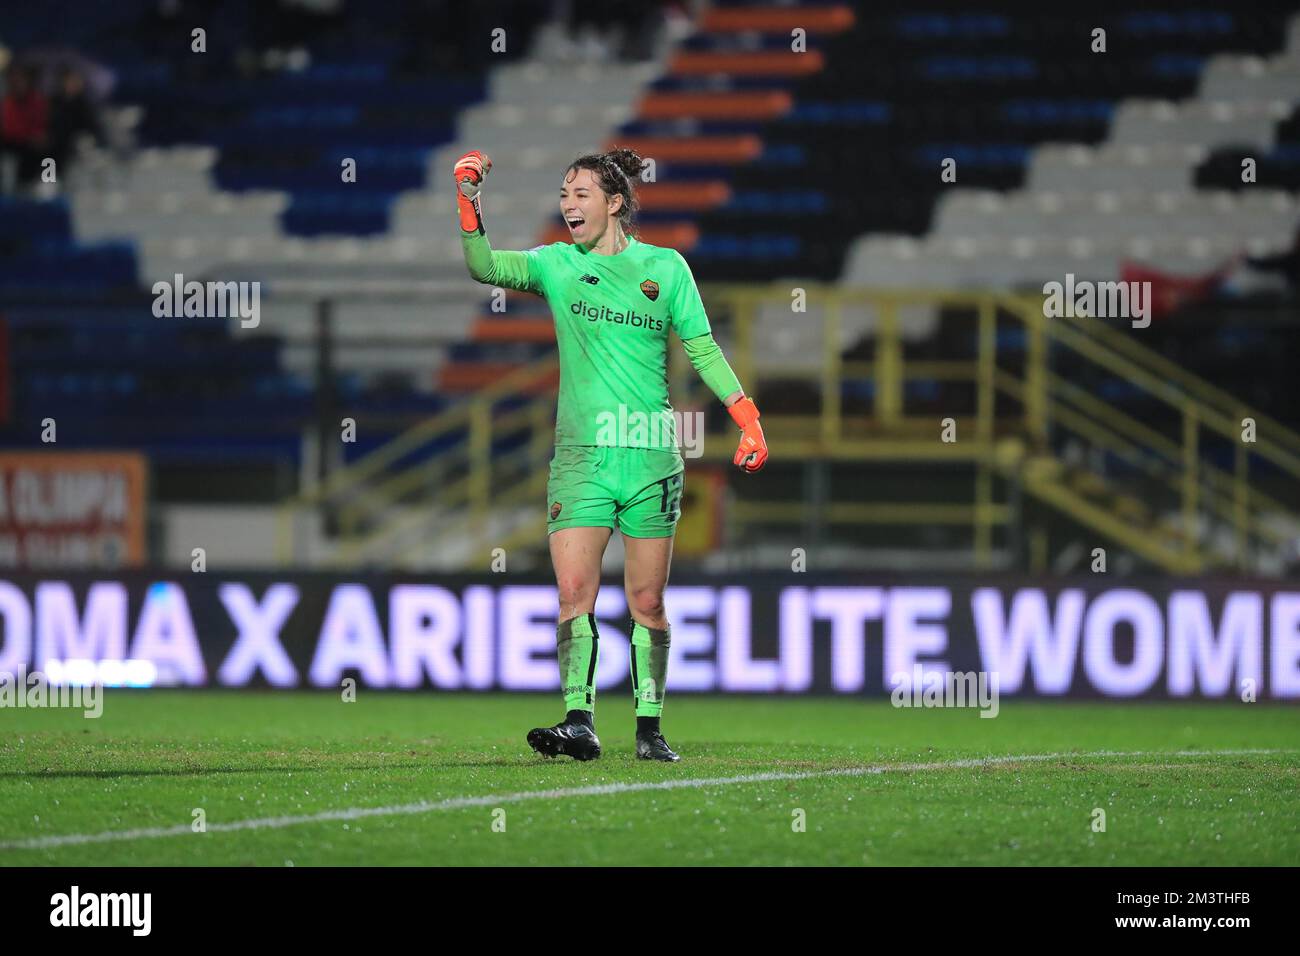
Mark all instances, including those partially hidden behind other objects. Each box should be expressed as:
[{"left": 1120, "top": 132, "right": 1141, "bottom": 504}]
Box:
[{"left": 1, "top": 0, "right": 1298, "bottom": 701}]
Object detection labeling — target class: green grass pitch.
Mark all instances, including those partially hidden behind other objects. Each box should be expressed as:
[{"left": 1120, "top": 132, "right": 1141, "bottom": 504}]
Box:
[{"left": 1, "top": 691, "right": 1296, "bottom": 866}]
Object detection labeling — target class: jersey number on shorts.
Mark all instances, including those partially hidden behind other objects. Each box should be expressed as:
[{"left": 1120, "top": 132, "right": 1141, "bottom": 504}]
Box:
[{"left": 658, "top": 474, "right": 683, "bottom": 515}]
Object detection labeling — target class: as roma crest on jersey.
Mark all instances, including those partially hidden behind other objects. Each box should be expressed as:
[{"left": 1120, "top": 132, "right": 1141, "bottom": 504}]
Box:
[
  {"left": 640, "top": 279, "right": 659, "bottom": 301},
  {"left": 550, "top": 502, "right": 563, "bottom": 520}
]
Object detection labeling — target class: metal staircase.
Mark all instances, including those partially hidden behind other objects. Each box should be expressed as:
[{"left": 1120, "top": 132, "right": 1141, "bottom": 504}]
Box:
[{"left": 275, "top": 288, "right": 1300, "bottom": 574}]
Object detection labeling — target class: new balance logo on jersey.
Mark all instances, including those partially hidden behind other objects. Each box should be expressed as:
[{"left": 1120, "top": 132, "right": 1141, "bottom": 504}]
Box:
[
  {"left": 579, "top": 274, "right": 599, "bottom": 285},
  {"left": 570, "top": 299, "right": 664, "bottom": 331}
]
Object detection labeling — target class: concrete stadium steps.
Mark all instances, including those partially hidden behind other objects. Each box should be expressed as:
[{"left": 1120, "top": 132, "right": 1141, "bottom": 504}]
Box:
[
  {"left": 390, "top": 192, "right": 556, "bottom": 250},
  {"left": 108, "top": 45, "right": 665, "bottom": 390},
  {"left": 1026, "top": 94, "right": 1297, "bottom": 187},
  {"left": 1027, "top": 142, "right": 1213, "bottom": 192},
  {"left": 427, "top": 59, "right": 656, "bottom": 239},
  {"left": 933, "top": 189, "right": 1299, "bottom": 246},
  {"left": 262, "top": 299, "right": 474, "bottom": 383},
  {"left": 133, "top": 235, "right": 468, "bottom": 283},
  {"left": 844, "top": 11, "right": 1300, "bottom": 290},
  {"left": 72, "top": 190, "right": 288, "bottom": 245},
  {"left": 49, "top": 14, "right": 693, "bottom": 401},
  {"left": 845, "top": 234, "right": 1251, "bottom": 288},
  {"left": 75, "top": 145, "right": 221, "bottom": 193},
  {"left": 744, "top": 301, "right": 938, "bottom": 376},
  {"left": 1200, "top": 52, "right": 1300, "bottom": 102},
  {"left": 66, "top": 147, "right": 486, "bottom": 381},
  {"left": 1108, "top": 98, "right": 1290, "bottom": 147}
]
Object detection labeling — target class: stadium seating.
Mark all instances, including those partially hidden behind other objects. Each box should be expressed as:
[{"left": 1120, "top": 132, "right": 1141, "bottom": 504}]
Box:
[
  {"left": 0, "top": 0, "right": 551, "bottom": 477},
  {"left": 2, "top": 1, "right": 1297, "bottom": 571}
]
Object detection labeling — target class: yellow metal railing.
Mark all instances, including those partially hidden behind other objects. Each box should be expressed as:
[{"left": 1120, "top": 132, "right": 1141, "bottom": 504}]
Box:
[
  {"left": 1039, "top": 302, "right": 1300, "bottom": 568},
  {"left": 274, "top": 286, "right": 1300, "bottom": 573},
  {"left": 275, "top": 357, "right": 557, "bottom": 565},
  {"left": 692, "top": 285, "right": 1299, "bottom": 572}
]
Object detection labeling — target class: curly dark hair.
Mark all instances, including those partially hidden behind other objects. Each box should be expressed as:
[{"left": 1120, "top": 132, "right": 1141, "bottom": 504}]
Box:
[{"left": 565, "top": 147, "right": 645, "bottom": 234}]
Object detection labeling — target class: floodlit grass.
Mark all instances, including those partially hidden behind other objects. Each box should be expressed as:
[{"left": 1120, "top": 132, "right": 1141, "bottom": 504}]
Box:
[{"left": 1, "top": 691, "right": 1296, "bottom": 865}]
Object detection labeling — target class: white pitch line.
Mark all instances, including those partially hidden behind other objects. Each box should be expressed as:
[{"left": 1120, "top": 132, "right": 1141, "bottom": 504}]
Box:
[{"left": 0, "top": 748, "right": 1291, "bottom": 853}]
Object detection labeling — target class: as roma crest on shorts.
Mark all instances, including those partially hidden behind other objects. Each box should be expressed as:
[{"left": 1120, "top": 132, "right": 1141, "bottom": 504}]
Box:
[
  {"left": 640, "top": 279, "right": 659, "bottom": 302},
  {"left": 550, "top": 501, "right": 563, "bottom": 520}
]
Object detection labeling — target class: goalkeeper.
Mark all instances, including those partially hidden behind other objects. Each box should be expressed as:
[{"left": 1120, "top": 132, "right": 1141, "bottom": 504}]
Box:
[{"left": 455, "top": 147, "right": 767, "bottom": 762}]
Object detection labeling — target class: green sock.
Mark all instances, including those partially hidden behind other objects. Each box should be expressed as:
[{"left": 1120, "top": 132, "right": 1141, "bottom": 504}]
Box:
[
  {"left": 557, "top": 613, "right": 599, "bottom": 713},
  {"left": 630, "top": 621, "right": 670, "bottom": 717}
]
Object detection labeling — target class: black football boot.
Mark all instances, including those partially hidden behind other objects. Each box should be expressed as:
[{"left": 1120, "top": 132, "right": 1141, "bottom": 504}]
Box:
[{"left": 527, "top": 711, "right": 601, "bottom": 761}]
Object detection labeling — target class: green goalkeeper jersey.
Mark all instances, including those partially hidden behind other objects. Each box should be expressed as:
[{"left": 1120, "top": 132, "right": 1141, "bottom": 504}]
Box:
[{"left": 462, "top": 232, "right": 715, "bottom": 451}]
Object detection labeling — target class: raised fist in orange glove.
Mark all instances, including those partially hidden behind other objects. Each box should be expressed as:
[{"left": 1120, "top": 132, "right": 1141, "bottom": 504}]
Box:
[
  {"left": 453, "top": 149, "right": 492, "bottom": 233},
  {"left": 728, "top": 396, "right": 767, "bottom": 473}
]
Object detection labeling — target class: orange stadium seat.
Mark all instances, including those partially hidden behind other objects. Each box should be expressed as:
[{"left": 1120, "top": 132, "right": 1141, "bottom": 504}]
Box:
[
  {"left": 608, "top": 136, "right": 764, "bottom": 165},
  {"left": 637, "top": 91, "right": 794, "bottom": 122},
  {"left": 699, "top": 6, "right": 855, "bottom": 34},
  {"left": 669, "top": 50, "right": 826, "bottom": 77}
]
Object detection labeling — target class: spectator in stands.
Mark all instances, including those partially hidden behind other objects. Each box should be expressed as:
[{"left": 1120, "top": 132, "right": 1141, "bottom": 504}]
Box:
[
  {"left": 0, "top": 64, "right": 49, "bottom": 194},
  {"left": 49, "top": 66, "right": 105, "bottom": 179}
]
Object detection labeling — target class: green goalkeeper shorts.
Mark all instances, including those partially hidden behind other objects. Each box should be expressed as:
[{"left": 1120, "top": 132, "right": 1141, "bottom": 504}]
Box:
[{"left": 546, "top": 445, "right": 685, "bottom": 538}]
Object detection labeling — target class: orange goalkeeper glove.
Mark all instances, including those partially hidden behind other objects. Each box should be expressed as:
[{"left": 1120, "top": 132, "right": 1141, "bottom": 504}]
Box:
[
  {"left": 453, "top": 149, "right": 492, "bottom": 233},
  {"left": 728, "top": 396, "right": 767, "bottom": 473}
]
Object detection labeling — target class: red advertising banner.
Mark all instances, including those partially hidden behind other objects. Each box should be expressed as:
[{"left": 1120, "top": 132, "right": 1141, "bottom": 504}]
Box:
[{"left": 0, "top": 452, "right": 147, "bottom": 568}]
